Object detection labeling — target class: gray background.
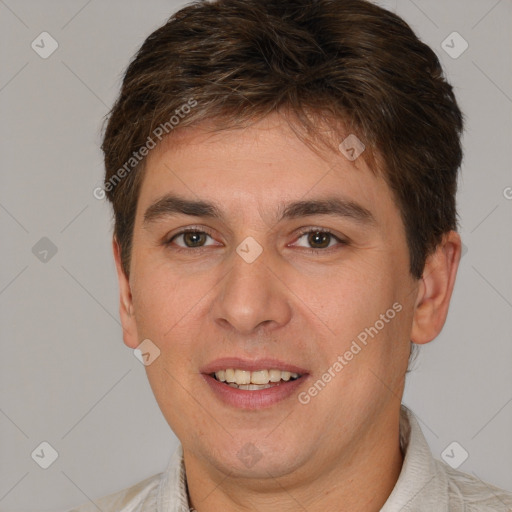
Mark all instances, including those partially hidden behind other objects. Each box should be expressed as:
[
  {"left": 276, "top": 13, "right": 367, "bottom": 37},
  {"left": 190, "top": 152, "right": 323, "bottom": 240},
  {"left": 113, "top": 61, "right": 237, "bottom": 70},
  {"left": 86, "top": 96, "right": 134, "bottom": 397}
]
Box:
[{"left": 0, "top": 0, "right": 511, "bottom": 510}]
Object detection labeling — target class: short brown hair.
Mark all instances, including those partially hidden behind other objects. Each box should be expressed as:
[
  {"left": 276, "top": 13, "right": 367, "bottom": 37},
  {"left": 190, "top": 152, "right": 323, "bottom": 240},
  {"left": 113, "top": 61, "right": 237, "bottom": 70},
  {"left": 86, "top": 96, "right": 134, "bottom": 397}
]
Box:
[{"left": 101, "top": 0, "right": 463, "bottom": 283}]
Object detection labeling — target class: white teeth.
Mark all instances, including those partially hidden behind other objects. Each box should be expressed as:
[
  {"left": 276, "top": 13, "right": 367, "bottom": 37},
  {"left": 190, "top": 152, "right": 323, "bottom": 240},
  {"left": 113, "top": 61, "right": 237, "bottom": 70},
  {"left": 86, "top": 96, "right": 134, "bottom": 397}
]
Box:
[
  {"left": 251, "top": 370, "right": 269, "bottom": 384},
  {"left": 238, "top": 383, "right": 273, "bottom": 390},
  {"left": 269, "top": 369, "right": 282, "bottom": 382},
  {"left": 234, "top": 369, "right": 251, "bottom": 384},
  {"left": 214, "top": 368, "right": 301, "bottom": 386}
]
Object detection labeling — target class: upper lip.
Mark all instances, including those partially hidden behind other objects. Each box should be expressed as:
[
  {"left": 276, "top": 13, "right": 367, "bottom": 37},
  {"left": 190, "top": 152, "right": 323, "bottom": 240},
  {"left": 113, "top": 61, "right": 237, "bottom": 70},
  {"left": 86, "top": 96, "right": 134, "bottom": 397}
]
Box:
[{"left": 200, "top": 357, "right": 309, "bottom": 375}]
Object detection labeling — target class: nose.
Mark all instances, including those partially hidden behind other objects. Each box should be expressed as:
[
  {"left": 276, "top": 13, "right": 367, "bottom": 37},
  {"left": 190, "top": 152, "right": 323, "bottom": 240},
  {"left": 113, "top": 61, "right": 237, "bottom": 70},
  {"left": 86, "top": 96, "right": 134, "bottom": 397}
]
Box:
[{"left": 210, "top": 246, "right": 292, "bottom": 336}]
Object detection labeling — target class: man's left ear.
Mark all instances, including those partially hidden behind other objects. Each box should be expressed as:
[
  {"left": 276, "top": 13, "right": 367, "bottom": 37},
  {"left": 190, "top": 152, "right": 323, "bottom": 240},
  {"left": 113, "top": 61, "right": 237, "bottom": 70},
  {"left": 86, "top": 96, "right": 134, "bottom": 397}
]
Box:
[{"left": 411, "top": 230, "right": 461, "bottom": 345}]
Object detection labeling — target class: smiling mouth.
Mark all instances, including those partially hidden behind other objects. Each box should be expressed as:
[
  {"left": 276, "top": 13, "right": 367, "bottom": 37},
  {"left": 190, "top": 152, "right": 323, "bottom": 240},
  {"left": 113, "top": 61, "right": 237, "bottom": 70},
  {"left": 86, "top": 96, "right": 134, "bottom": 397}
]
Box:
[{"left": 210, "top": 368, "right": 302, "bottom": 390}]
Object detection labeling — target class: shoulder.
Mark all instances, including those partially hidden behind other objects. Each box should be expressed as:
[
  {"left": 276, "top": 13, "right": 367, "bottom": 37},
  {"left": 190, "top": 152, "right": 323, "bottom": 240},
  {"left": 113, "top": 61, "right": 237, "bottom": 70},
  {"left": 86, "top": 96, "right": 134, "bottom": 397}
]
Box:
[
  {"left": 393, "top": 406, "right": 512, "bottom": 511},
  {"left": 435, "top": 459, "right": 512, "bottom": 511},
  {"left": 66, "top": 472, "right": 162, "bottom": 512}
]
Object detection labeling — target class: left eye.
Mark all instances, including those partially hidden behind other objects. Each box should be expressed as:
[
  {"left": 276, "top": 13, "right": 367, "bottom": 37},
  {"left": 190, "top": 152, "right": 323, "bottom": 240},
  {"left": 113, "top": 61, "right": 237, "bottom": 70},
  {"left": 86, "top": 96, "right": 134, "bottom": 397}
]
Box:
[{"left": 292, "top": 230, "right": 344, "bottom": 249}]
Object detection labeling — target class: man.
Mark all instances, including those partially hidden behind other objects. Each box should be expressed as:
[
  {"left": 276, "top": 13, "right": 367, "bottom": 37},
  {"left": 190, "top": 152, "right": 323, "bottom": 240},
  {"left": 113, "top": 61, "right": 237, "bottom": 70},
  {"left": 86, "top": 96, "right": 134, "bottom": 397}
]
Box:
[{"left": 73, "top": 0, "right": 512, "bottom": 510}]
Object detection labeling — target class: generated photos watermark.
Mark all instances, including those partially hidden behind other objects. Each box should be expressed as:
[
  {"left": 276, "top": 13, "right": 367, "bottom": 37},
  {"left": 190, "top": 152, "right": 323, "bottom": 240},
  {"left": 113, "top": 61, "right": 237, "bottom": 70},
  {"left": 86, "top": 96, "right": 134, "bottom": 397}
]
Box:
[
  {"left": 93, "top": 97, "right": 198, "bottom": 200},
  {"left": 298, "top": 302, "right": 403, "bottom": 405}
]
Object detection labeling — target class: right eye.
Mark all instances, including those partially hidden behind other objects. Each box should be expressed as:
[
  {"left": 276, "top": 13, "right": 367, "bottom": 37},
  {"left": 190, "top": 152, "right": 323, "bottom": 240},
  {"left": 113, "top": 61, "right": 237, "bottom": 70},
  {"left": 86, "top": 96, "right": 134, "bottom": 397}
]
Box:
[{"left": 164, "top": 228, "right": 220, "bottom": 249}]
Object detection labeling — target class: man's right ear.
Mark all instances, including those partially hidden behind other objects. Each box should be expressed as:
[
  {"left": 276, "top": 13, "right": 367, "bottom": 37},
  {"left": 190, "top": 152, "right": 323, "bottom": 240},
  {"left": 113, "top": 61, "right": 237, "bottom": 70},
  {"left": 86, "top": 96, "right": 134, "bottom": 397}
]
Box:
[{"left": 112, "top": 237, "right": 139, "bottom": 349}]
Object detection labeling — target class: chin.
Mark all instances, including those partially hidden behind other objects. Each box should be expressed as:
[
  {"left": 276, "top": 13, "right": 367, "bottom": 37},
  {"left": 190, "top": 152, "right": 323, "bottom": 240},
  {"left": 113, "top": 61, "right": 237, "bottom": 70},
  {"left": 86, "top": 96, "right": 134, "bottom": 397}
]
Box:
[{"left": 201, "top": 437, "right": 308, "bottom": 480}]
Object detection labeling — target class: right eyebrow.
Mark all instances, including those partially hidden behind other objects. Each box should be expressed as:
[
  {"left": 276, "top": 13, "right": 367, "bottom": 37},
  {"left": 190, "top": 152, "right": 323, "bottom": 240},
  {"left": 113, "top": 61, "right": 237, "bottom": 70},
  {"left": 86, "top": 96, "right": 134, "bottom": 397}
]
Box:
[{"left": 143, "top": 194, "right": 224, "bottom": 227}]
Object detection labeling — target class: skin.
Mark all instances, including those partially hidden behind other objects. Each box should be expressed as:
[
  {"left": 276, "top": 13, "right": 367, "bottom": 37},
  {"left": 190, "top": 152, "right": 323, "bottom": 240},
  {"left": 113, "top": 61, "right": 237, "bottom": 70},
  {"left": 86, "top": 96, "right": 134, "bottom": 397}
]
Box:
[{"left": 113, "top": 113, "right": 461, "bottom": 512}]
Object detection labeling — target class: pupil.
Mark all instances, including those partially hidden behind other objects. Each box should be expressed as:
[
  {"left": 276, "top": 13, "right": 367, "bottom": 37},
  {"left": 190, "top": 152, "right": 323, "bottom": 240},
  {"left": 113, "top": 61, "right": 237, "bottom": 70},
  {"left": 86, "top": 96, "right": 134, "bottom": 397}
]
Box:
[
  {"left": 308, "top": 231, "right": 330, "bottom": 248},
  {"left": 184, "top": 232, "right": 205, "bottom": 247}
]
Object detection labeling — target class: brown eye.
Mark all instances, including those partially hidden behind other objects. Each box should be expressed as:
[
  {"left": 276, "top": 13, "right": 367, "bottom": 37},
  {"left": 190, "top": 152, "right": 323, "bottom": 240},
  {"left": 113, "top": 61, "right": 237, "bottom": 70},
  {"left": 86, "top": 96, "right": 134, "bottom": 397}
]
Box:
[
  {"left": 307, "top": 231, "right": 332, "bottom": 249},
  {"left": 182, "top": 231, "right": 207, "bottom": 247},
  {"left": 293, "top": 229, "right": 344, "bottom": 250},
  {"left": 167, "top": 229, "right": 216, "bottom": 249}
]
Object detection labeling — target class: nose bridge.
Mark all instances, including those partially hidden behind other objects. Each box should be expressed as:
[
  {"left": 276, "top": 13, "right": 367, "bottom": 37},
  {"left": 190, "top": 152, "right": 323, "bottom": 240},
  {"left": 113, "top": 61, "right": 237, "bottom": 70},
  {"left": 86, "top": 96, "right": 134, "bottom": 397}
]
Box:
[{"left": 211, "top": 243, "right": 291, "bottom": 335}]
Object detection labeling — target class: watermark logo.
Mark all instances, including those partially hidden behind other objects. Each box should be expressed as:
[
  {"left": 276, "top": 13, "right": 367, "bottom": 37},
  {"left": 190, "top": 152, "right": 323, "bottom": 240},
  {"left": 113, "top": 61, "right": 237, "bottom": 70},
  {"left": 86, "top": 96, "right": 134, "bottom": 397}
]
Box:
[
  {"left": 134, "top": 339, "right": 161, "bottom": 366},
  {"left": 441, "top": 32, "right": 468, "bottom": 59},
  {"left": 31, "top": 441, "right": 59, "bottom": 469},
  {"left": 32, "top": 237, "right": 58, "bottom": 263},
  {"left": 31, "top": 32, "right": 58, "bottom": 59},
  {"left": 237, "top": 442, "right": 263, "bottom": 468},
  {"left": 236, "top": 236, "right": 263, "bottom": 264},
  {"left": 339, "top": 134, "right": 365, "bottom": 161},
  {"left": 441, "top": 441, "right": 469, "bottom": 469}
]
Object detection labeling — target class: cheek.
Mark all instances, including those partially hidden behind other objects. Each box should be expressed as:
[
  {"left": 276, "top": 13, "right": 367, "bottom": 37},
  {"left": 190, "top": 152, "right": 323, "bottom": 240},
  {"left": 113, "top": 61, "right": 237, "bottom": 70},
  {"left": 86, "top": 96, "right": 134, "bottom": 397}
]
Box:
[
  {"left": 131, "top": 273, "right": 176, "bottom": 336},
  {"left": 130, "top": 250, "right": 206, "bottom": 337},
  {"left": 310, "top": 262, "right": 391, "bottom": 330},
  {"left": 302, "top": 261, "right": 407, "bottom": 370},
  {"left": 129, "top": 257, "right": 220, "bottom": 383},
  {"left": 132, "top": 271, "right": 173, "bottom": 328}
]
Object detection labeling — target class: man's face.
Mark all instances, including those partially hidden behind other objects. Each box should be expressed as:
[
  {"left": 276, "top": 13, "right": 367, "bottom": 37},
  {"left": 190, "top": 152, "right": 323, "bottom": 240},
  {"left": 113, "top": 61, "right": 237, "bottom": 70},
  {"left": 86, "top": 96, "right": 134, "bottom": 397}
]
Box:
[{"left": 120, "top": 113, "right": 418, "bottom": 481}]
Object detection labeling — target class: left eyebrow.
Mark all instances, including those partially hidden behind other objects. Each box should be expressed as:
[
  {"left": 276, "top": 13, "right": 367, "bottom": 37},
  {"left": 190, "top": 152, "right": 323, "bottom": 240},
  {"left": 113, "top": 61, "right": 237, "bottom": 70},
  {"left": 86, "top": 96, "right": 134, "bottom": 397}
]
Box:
[
  {"left": 142, "top": 193, "right": 376, "bottom": 227},
  {"left": 277, "top": 197, "right": 376, "bottom": 225}
]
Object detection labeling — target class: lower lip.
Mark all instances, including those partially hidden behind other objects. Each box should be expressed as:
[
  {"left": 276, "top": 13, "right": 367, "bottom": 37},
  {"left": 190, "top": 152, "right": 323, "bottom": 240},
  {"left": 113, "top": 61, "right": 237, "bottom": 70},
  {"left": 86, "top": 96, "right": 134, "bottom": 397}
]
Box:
[{"left": 203, "top": 374, "right": 308, "bottom": 409}]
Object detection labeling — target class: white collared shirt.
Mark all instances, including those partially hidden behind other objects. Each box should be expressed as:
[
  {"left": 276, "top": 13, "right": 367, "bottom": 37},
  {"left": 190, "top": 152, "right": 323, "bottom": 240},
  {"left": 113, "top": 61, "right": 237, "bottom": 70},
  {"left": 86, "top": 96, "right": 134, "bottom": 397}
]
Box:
[{"left": 69, "top": 405, "right": 512, "bottom": 511}]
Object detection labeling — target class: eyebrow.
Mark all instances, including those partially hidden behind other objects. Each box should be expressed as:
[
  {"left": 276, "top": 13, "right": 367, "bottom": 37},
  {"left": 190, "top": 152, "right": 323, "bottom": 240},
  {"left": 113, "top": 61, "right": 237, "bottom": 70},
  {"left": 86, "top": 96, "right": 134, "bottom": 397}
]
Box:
[{"left": 143, "top": 193, "right": 376, "bottom": 227}]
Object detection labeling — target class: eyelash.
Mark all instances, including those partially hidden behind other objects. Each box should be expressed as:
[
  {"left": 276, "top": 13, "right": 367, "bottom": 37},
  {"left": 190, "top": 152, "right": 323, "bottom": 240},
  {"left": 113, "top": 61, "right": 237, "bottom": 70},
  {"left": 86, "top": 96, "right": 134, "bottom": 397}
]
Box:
[{"left": 163, "top": 226, "right": 347, "bottom": 254}]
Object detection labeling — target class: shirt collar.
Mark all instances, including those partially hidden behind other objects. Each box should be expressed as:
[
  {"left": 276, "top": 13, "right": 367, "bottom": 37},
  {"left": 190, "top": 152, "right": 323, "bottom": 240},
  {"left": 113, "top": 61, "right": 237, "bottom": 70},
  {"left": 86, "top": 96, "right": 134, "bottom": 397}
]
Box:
[
  {"left": 380, "top": 404, "right": 449, "bottom": 511},
  {"left": 157, "top": 442, "right": 189, "bottom": 512}
]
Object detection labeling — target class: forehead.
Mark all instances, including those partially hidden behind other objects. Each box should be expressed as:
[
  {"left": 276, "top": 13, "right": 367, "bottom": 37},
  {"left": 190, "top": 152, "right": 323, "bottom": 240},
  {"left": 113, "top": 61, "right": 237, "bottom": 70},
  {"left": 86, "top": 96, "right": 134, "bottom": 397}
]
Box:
[{"left": 136, "top": 114, "right": 397, "bottom": 228}]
